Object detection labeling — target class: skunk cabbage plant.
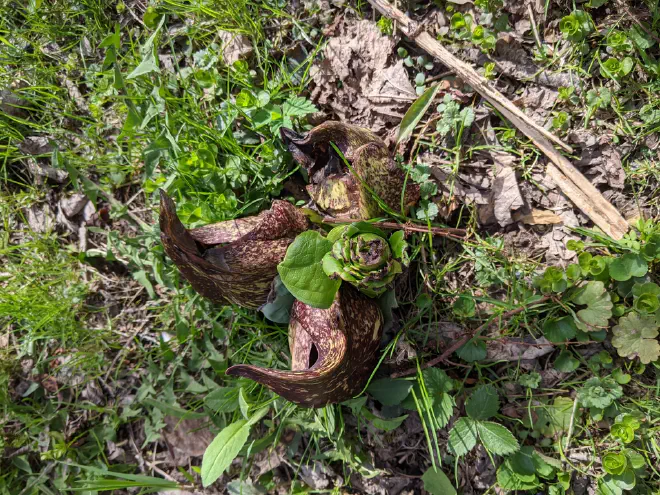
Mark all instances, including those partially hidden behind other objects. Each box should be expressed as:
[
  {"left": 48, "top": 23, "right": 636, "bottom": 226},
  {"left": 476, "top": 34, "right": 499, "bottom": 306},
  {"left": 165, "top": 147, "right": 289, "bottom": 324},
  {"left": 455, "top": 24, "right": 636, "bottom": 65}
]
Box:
[
  {"left": 159, "top": 121, "right": 412, "bottom": 407},
  {"left": 226, "top": 285, "right": 383, "bottom": 407}
]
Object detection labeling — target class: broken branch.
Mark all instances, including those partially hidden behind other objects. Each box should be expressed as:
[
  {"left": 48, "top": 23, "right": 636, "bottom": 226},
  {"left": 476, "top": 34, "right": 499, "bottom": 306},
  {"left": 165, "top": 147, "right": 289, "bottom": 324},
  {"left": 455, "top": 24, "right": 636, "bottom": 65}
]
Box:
[{"left": 367, "top": 0, "right": 629, "bottom": 241}]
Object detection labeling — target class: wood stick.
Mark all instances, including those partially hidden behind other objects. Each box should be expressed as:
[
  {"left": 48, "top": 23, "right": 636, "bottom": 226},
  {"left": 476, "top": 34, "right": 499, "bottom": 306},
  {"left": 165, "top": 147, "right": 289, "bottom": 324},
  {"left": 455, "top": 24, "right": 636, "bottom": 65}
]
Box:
[{"left": 367, "top": 0, "right": 629, "bottom": 240}]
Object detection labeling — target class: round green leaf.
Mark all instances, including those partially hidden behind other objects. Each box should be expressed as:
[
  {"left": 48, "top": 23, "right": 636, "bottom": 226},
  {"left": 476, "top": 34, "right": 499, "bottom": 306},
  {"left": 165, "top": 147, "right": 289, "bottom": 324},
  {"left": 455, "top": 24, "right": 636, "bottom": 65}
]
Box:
[
  {"left": 555, "top": 350, "right": 580, "bottom": 372},
  {"left": 609, "top": 253, "right": 648, "bottom": 282},
  {"left": 543, "top": 316, "right": 577, "bottom": 343},
  {"left": 277, "top": 231, "right": 341, "bottom": 309},
  {"left": 422, "top": 467, "right": 457, "bottom": 495},
  {"left": 456, "top": 338, "right": 487, "bottom": 362},
  {"left": 367, "top": 378, "right": 413, "bottom": 406},
  {"left": 453, "top": 294, "right": 476, "bottom": 318}
]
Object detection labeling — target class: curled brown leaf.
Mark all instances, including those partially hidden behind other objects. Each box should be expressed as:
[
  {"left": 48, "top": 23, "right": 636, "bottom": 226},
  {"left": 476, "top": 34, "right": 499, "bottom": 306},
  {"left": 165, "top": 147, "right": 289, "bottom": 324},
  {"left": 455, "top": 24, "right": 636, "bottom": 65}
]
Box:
[
  {"left": 226, "top": 285, "right": 384, "bottom": 407},
  {"left": 159, "top": 190, "right": 308, "bottom": 309},
  {"left": 281, "top": 121, "right": 419, "bottom": 220}
]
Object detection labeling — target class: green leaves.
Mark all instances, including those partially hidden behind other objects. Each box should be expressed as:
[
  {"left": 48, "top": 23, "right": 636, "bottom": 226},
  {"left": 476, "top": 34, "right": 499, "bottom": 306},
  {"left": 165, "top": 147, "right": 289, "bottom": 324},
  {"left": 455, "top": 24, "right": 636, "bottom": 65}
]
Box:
[
  {"left": 559, "top": 10, "right": 593, "bottom": 42},
  {"left": 422, "top": 467, "right": 457, "bottom": 495},
  {"left": 448, "top": 417, "right": 478, "bottom": 456},
  {"left": 277, "top": 231, "right": 341, "bottom": 309},
  {"left": 367, "top": 378, "right": 413, "bottom": 406},
  {"left": 201, "top": 420, "right": 250, "bottom": 487},
  {"left": 611, "top": 312, "right": 660, "bottom": 364},
  {"left": 465, "top": 385, "right": 499, "bottom": 421},
  {"left": 476, "top": 421, "right": 520, "bottom": 455},
  {"left": 449, "top": 385, "right": 519, "bottom": 457},
  {"left": 577, "top": 376, "right": 623, "bottom": 410},
  {"left": 543, "top": 316, "right": 577, "bottom": 343},
  {"left": 318, "top": 224, "right": 408, "bottom": 298},
  {"left": 572, "top": 281, "right": 613, "bottom": 330},
  {"left": 398, "top": 84, "right": 441, "bottom": 144},
  {"left": 600, "top": 57, "right": 635, "bottom": 79},
  {"left": 609, "top": 253, "right": 648, "bottom": 281},
  {"left": 603, "top": 452, "right": 627, "bottom": 476}
]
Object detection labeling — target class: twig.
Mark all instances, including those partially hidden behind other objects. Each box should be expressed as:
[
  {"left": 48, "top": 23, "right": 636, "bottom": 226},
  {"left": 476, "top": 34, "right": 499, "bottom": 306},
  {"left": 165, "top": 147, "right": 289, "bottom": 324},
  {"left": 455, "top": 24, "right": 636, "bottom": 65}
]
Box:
[
  {"left": 391, "top": 295, "right": 552, "bottom": 378},
  {"left": 322, "top": 216, "right": 468, "bottom": 240},
  {"left": 367, "top": 0, "right": 629, "bottom": 241}
]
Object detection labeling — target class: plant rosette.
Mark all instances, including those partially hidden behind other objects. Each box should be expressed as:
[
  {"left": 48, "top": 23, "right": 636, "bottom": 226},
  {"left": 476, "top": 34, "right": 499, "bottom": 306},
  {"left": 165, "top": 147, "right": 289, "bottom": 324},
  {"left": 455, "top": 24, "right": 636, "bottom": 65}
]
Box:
[{"left": 277, "top": 222, "right": 408, "bottom": 308}]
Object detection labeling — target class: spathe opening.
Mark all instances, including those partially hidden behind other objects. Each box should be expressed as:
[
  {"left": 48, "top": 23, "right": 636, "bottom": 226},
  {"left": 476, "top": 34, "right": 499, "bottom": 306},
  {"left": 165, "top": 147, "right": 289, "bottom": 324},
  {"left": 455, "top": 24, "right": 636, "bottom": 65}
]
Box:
[{"left": 308, "top": 343, "right": 319, "bottom": 368}]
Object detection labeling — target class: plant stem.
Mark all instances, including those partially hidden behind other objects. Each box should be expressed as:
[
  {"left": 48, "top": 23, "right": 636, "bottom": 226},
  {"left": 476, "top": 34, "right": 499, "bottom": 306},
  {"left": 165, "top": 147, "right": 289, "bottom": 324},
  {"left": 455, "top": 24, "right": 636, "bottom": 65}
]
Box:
[{"left": 322, "top": 216, "right": 468, "bottom": 240}]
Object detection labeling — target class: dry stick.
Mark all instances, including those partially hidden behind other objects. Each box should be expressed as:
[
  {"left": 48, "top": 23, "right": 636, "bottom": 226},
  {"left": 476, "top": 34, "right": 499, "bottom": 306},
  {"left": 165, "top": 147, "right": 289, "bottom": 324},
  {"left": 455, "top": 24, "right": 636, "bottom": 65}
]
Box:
[
  {"left": 391, "top": 295, "right": 552, "bottom": 378},
  {"left": 366, "top": 0, "right": 629, "bottom": 241}
]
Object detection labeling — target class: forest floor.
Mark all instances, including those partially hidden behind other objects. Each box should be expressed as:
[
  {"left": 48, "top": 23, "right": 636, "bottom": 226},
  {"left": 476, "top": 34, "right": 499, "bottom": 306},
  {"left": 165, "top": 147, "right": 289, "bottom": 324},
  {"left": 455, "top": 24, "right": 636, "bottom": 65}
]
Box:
[{"left": 1, "top": 0, "right": 660, "bottom": 494}]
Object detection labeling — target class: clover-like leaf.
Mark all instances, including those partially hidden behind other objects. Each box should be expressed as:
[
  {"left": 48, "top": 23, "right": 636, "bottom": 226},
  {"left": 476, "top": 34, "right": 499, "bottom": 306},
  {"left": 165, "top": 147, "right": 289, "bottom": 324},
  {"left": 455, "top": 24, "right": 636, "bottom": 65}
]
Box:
[
  {"left": 572, "top": 281, "right": 613, "bottom": 331},
  {"left": 277, "top": 231, "right": 340, "bottom": 309},
  {"left": 577, "top": 377, "right": 623, "bottom": 409},
  {"left": 611, "top": 312, "right": 660, "bottom": 364},
  {"left": 609, "top": 253, "right": 648, "bottom": 281}
]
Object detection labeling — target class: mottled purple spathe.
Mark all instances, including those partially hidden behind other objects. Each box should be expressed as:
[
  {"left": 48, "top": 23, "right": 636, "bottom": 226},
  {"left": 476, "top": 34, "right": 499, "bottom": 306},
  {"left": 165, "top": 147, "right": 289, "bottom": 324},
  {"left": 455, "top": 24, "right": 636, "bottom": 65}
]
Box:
[
  {"left": 227, "top": 285, "right": 384, "bottom": 408},
  {"left": 159, "top": 190, "right": 308, "bottom": 309}
]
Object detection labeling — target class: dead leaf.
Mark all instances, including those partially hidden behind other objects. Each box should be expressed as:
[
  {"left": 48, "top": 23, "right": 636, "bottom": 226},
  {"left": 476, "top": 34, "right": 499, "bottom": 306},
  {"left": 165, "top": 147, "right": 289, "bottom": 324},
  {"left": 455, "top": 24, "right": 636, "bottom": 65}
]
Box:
[
  {"left": 162, "top": 416, "right": 214, "bottom": 466},
  {"left": 27, "top": 203, "right": 55, "bottom": 233},
  {"left": 487, "top": 152, "right": 524, "bottom": 227},
  {"left": 19, "top": 136, "right": 53, "bottom": 155},
  {"left": 486, "top": 336, "right": 554, "bottom": 361},
  {"left": 219, "top": 31, "right": 253, "bottom": 65},
  {"left": 514, "top": 209, "right": 563, "bottom": 225},
  {"left": 540, "top": 204, "right": 580, "bottom": 265},
  {"left": 60, "top": 193, "right": 88, "bottom": 218},
  {"left": 26, "top": 157, "right": 68, "bottom": 184},
  {"left": 576, "top": 145, "right": 626, "bottom": 189},
  {"left": 310, "top": 19, "right": 415, "bottom": 132}
]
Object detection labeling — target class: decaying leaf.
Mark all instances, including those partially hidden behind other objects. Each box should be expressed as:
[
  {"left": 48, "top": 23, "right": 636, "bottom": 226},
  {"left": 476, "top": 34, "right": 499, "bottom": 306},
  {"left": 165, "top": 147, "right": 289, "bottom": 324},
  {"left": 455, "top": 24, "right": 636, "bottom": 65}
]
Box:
[
  {"left": 226, "top": 285, "right": 384, "bottom": 407},
  {"left": 159, "top": 190, "right": 308, "bottom": 309},
  {"left": 309, "top": 19, "right": 416, "bottom": 132},
  {"left": 612, "top": 312, "right": 660, "bottom": 364},
  {"left": 281, "top": 121, "right": 419, "bottom": 220},
  {"left": 218, "top": 31, "right": 253, "bottom": 65}
]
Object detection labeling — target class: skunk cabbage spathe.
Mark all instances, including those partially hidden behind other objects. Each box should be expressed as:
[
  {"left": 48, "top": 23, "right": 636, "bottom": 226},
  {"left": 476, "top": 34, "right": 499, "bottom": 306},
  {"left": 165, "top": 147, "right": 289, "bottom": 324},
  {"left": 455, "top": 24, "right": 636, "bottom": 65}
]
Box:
[
  {"left": 159, "top": 190, "right": 308, "bottom": 309},
  {"left": 280, "top": 121, "right": 419, "bottom": 220},
  {"left": 226, "top": 285, "right": 383, "bottom": 407}
]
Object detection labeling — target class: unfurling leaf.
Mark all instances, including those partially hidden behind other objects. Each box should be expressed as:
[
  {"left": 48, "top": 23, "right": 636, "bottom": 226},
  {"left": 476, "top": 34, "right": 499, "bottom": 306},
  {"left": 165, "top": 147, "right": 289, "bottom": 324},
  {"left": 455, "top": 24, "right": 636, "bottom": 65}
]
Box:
[
  {"left": 321, "top": 224, "right": 406, "bottom": 298},
  {"left": 226, "top": 285, "right": 384, "bottom": 408},
  {"left": 280, "top": 122, "right": 419, "bottom": 220},
  {"left": 611, "top": 312, "right": 660, "bottom": 364},
  {"left": 159, "top": 190, "right": 308, "bottom": 309}
]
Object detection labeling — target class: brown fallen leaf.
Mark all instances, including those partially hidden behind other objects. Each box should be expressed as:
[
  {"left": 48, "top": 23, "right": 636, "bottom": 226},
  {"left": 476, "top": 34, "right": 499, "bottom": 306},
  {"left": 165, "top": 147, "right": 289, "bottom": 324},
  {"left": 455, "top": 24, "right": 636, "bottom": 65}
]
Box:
[
  {"left": 513, "top": 209, "right": 563, "bottom": 225},
  {"left": 310, "top": 19, "right": 415, "bottom": 132}
]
